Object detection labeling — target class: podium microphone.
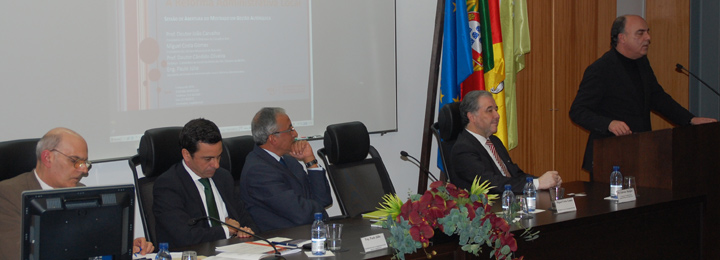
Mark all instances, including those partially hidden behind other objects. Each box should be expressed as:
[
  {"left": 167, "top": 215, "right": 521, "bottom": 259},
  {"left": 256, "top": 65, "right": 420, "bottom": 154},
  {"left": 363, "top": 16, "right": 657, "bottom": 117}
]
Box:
[
  {"left": 676, "top": 63, "right": 720, "bottom": 97},
  {"left": 188, "top": 216, "right": 286, "bottom": 260},
  {"left": 400, "top": 151, "right": 439, "bottom": 182}
]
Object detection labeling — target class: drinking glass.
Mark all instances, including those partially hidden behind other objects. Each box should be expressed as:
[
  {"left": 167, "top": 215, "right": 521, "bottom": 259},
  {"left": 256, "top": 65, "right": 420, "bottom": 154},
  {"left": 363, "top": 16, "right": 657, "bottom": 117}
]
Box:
[
  {"left": 623, "top": 176, "right": 638, "bottom": 197},
  {"left": 327, "top": 223, "right": 343, "bottom": 251},
  {"left": 516, "top": 196, "right": 533, "bottom": 219},
  {"left": 549, "top": 186, "right": 565, "bottom": 211},
  {"left": 181, "top": 251, "right": 197, "bottom": 260}
]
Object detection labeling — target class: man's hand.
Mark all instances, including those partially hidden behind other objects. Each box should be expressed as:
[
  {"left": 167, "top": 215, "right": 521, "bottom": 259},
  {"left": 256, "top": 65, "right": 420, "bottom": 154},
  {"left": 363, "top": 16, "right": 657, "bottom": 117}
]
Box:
[
  {"left": 133, "top": 237, "right": 154, "bottom": 255},
  {"left": 225, "top": 217, "right": 254, "bottom": 238},
  {"left": 690, "top": 117, "right": 717, "bottom": 125},
  {"left": 237, "top": 226, "right": 255, "bottom": 238},
  {"left": 225, "top": 217, "right": 241, "bottom": 236},
  {"left": 608, "top": 120, "right": 632, "bottom": 136},
  {"left": 537, "top": 171, "right": 561, "bottom": 190},
  {"left": 289, "top": 140, "right": 315, "bottom": 163}
]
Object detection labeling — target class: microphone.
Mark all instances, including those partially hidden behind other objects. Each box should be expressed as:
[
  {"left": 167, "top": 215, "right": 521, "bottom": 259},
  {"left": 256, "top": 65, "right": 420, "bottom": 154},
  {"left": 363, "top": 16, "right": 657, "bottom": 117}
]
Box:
[
  {"left": 400, "top": 151, "right": 439, "bottom": 182},
  {"left": 188, "top": 216, "right": 286, "bottom": 260},
  {"left": 676, "top": 63, "right": 720, "bottom": 97}
]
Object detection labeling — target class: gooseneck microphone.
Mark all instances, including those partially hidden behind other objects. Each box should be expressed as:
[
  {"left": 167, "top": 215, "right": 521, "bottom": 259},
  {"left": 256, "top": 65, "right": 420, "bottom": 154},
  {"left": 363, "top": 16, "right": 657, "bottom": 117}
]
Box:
[
  {"left": 400, "top": 151, "right": 439, "bottom": 182},
  {"left": 188, "top": 216, "right": 286, "bottom": 260},
  {"left": 676, "top": 63, "right": 720, "bottom": 97}
]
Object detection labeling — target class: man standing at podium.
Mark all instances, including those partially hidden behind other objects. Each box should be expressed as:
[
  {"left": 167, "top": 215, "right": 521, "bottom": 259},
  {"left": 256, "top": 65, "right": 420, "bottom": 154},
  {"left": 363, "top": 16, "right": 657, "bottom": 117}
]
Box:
[{"left": 570, "top": 15, "right": 716, "bottom": 172}]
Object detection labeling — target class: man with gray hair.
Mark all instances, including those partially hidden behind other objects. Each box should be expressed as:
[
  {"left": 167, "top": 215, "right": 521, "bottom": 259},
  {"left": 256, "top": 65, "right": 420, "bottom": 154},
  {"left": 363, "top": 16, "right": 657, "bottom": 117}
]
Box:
[
  {"left": 239, "top": 107, "right": 332, "bottom": 232},
  {"left": 0, "top": 128, "right": 153, "bottom": 259},
  {"left": 570, "top": 15, "right": 716, "bottom": 173},
  {"left": 451, "top": 91, "right": 561, "bottom": 194}
]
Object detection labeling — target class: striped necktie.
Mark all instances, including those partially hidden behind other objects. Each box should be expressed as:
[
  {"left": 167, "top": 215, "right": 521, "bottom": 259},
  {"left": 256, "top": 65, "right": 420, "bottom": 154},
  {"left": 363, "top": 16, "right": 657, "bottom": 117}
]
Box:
[{"left": 486, "top": 139, "right": 510, "bottom": 177}]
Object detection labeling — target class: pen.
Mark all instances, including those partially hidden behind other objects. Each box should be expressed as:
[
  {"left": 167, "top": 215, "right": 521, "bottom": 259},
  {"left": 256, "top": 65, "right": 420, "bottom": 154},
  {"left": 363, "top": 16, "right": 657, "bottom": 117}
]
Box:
[
  {"left": 134, "top": 247, "right": 140, "bottom": 257},
  {"left": 271, "top": 241, "right": 298, "bottom": 247}
]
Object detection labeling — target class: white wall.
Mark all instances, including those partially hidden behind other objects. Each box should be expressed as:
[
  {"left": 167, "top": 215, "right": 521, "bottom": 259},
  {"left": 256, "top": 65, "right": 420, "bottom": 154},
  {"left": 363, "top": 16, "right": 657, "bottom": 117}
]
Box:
[{"left": 83, "top": 0, "right": 439, "bottom": 238}]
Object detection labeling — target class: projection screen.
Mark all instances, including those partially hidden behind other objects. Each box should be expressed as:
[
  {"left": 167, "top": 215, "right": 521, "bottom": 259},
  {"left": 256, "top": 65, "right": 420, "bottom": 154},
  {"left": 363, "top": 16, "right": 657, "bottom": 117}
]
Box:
[{"left": 0, "top": 0, "right": 397, "bottom": 160}]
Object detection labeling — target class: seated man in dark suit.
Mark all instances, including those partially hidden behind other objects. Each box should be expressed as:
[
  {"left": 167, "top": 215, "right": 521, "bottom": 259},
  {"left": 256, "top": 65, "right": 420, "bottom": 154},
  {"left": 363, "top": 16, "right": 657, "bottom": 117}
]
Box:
[
  {"left": 153, "top": 118, "right": 257, "bottom": 248},
  {"left": 239, "top": 107, "right": 332, "bottom": 232},
  {"left": 451, "top": 91, "right": 561, "bottom": 194},
  {"left": 0, "top": 128, "right": 153, "bottom": 259}
]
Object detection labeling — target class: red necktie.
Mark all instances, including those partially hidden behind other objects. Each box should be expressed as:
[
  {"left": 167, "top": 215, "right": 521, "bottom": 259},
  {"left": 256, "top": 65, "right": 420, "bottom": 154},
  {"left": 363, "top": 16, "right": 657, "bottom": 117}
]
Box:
[{"left": 486, "top": 139, "right": 510, "bottom": 177}]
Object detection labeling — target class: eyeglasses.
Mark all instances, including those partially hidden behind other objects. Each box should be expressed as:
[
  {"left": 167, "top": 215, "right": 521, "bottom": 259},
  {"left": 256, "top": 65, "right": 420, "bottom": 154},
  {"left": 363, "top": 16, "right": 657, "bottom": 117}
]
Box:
[
  {"left": 51, "top": 149, "right": 92, "bottom": 170},
  {"left": 272, "top": 126, "right": 295, "bottom": 135}
]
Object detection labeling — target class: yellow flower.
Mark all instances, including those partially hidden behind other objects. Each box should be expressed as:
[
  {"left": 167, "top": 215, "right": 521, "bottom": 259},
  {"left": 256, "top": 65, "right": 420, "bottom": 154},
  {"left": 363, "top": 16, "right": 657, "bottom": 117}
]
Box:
[
  {"left": 377, "top": 193, "right": 404, "bottom": 220},
  {"left": 470, "top": 176, "right": 498, "bottom": 203}
]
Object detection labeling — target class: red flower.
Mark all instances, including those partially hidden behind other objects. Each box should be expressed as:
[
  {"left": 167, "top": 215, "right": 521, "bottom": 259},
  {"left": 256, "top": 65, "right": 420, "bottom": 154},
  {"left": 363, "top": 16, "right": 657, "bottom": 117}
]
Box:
[
  {"left": 429, "top": 181, "right": 445, "bottom": 190},
  {"left": 409, "top": 221, "right": 435, "bottom": 244}
]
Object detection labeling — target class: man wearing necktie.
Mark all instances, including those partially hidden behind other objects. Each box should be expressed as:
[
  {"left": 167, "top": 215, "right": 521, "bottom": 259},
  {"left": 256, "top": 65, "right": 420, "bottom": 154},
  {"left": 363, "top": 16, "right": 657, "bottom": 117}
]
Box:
[
  {"left": 450, "top": 91, "right": 561, "bottom": 194},
  {"left": 239, "top": 107, "right": 332, "bottom": 232},
  {"left": 153, "top": 118, "right": 257, "bottom": 248}
]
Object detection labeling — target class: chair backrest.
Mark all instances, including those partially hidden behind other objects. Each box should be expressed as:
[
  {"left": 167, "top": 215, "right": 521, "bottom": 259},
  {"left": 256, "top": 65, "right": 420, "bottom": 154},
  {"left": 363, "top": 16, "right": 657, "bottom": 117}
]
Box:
[
  {"left": 219, "top": 135, "right": 255, "bottom": 185},
  {"left": 128, "top": 126, "right": 182, "bottom": 243},
  {"left": 432, "top": 102, "right": 463, "bottom": 183},
  {"left": 317, "top": 121, "right": 395, "bottom": 217},
  {"left": 0, "top": 138, "right": 39, "bottom": 182}
]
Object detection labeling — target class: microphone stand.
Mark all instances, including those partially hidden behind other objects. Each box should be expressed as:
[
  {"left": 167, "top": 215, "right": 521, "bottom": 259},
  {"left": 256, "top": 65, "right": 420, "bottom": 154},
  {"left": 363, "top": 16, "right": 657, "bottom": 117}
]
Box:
[
  {"left": 400, "top": 151, "right": 439, "bottom": 182},
  {"left": 188, "top": 216, "right": 286, "bottom": 260},
  {"left": 676, "top": 63, "right": 720, "bottom": 97}
]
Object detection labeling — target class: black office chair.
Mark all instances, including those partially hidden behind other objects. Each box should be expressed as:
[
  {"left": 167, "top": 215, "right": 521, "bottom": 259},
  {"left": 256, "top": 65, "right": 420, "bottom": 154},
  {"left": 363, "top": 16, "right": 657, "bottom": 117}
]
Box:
[
  {"left": 128, "top": 127, "right": 183, "bottom": 243},
  {"left": 0, "top": 138, "right": 39, "bottom": 182},
  {"left": 317, "top": 121, "right": 395, "bottom": 217},
  {"left": 219, "top": 135, "right": 255, "bottom": 186},
  {"left": 431, "top": 102, "right": 463, "bottom": 183}
]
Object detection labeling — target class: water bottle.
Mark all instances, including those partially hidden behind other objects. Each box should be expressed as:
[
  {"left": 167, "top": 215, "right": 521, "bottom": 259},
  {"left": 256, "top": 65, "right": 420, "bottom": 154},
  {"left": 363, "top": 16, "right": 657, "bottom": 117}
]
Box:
[
  {"left": 610, "top": 166, "right": 623, "bottom": 199},
  {"left": 523, "top": 177, "right": 536, "bottom": 212},
  {"left": 311, "top": 212, "right": 327, "bottom": 255},
  {"left": 155, "top": 243, "right": 171, "bottom": 260},
  {"left": 501, "top": 184, "right": 515, "bottom": 219}
]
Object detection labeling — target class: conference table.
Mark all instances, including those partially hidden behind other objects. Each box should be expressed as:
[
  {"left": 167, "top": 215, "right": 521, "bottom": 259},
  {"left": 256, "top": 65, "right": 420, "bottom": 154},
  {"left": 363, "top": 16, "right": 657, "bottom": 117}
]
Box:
[{"left": 177, "top": 182, "right": 705, "bottom": 259}]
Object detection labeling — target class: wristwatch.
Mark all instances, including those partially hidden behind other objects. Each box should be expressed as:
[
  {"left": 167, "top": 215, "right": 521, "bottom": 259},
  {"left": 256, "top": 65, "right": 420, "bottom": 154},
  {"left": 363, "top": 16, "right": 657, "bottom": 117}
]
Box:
[{"left": 305, "top": 159, "right": 318, "bottom": 168}]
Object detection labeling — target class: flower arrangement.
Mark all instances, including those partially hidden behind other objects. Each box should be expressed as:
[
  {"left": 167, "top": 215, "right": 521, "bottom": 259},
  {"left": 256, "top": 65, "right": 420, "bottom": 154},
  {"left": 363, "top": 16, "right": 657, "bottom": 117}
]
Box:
[{"left": 377, "top": 177, "right": 537, "bottom": 260}]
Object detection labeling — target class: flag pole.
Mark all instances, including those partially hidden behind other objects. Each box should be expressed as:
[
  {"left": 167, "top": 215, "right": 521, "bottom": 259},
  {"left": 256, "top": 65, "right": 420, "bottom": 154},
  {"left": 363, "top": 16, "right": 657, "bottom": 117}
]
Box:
[{"left": 418, "top": 0, "right": 446, "bottom": 193}]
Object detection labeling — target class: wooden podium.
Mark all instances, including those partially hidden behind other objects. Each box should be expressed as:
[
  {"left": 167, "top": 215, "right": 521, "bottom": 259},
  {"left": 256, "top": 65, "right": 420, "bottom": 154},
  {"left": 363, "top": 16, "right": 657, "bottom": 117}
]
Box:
[{"left": 593, "top": 121, "right": 720, "bottom": 258}]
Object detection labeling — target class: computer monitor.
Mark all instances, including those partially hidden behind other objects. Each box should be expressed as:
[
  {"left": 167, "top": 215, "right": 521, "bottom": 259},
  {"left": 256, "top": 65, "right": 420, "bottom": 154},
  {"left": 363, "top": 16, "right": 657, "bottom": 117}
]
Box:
[{"left": 21, "top": 184, "right": 135, "bottom": 260}]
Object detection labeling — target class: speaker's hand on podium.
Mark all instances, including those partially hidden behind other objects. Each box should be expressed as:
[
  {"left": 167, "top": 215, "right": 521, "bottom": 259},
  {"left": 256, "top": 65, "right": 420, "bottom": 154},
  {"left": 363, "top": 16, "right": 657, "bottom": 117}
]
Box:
[
  {"left": 609, "top": 120, "right": 632, "bottom": 136},
  {"left": 690, "top": 117, "right": 717, "bottom": 125}
]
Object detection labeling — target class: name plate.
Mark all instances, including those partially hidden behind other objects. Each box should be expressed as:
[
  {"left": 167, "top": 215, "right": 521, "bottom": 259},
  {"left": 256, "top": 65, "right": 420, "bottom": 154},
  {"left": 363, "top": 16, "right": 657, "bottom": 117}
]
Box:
[
  {"left": 555, "top": 197, "right": 577, "bottom": 213},
  {"left": 360, "top": 233, "right": 388, "bottom": 252},
  {"left": 617, "top": 188, "right": 637, "bottom": 203}
]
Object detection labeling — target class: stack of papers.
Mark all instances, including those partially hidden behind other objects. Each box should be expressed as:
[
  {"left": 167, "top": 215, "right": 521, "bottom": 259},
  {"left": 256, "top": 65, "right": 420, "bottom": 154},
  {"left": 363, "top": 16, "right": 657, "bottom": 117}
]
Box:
[{"left": 205, "top": 237, "right": 302, "bottom": 260}]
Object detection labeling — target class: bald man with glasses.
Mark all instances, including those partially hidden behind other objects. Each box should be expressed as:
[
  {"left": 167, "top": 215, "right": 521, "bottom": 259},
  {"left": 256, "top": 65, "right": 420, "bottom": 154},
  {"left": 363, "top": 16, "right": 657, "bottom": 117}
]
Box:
[
  {"left": 239, "top": 107, "right": 332, "bottom": 232},
  {"left": 0, "top": 128, "right": 153, "bottom": 260}
]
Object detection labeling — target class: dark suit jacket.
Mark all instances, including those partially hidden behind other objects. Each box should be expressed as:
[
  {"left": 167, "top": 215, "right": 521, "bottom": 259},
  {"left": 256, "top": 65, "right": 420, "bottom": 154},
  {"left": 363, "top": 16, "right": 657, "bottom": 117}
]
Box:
[
  {"left": 153, "top": 162, "right": 257, "bottom": 248},
  {"left": 451, "top": 130, "right": 533, "bottom": 194},
  {"left": 570, "top": 48, "right": 694, "bottom": 171},
  {"left": 239, "top": 146, "right": 332, "bottom": 232},
  {"left": 0, "top": 171, "right": 85, "bottom": 260}
]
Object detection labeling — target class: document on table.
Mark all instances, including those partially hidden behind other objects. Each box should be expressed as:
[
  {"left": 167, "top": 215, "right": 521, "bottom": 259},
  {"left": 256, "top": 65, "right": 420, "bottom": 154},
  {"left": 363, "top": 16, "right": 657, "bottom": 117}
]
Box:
[
  {"left": 132, "top": 252, "right": 182, "bottom": 259},
  {"left": 209, "top": 237, "right": 302, "bottom": 260}
]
